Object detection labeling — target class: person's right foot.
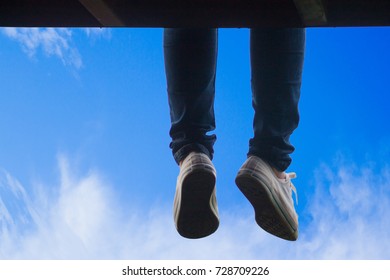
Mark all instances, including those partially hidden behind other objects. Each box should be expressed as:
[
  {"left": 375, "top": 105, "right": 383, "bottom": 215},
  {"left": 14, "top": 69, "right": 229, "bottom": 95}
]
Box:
[{"left": 235, "top": 156, "right": 299, "bottom": 241}]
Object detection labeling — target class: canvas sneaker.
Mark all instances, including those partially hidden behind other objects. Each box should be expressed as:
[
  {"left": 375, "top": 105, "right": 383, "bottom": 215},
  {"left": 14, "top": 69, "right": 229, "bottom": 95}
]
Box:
[
  {"left": 173, "top": 152, "right": 219, "bottom": 239},
  {"left": 235, "top": 156, "right": 298, "bottom": 241}
]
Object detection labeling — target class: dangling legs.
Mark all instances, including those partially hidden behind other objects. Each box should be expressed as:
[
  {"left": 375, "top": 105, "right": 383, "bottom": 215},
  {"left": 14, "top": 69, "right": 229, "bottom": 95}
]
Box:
[
  {"left": 249, "top": 28, "right": 305, "bottom": 172},
  {"left": 164, "top": 28, "right": 219, "bottom": 239},
  {"left": 164, "top": 28, "right": 218, "bottom": 165},
  {"left": 236, "top": 28, "right": 305, "bottom": 241}
]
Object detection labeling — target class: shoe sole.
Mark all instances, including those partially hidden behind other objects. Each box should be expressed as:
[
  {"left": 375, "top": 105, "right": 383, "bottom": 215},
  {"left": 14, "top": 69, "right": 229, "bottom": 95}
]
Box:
[
  {"left": 176, "top": 167, "right": 219, "bottom": 239},
  {"left": 236, "top": 171, "right": 298, "bottom": 241}
]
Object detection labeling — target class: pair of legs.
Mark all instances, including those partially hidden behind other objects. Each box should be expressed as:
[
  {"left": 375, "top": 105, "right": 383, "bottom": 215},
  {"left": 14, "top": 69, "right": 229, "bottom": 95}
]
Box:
[
  {"left": 164, "top": 28, "right": 305, "bottom": 172},
  {"left": 164, "top": 28, "right": 305, "bottom": 239}
]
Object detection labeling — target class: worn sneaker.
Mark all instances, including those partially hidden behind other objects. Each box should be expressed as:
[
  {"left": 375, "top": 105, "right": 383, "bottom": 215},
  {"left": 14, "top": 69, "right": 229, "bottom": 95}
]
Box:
[
  {"left": 235, "top": 156, "right": 298, "bottom": 241},
  {"left": 173, "top": 152, "right": 219, "bottom": 239}
]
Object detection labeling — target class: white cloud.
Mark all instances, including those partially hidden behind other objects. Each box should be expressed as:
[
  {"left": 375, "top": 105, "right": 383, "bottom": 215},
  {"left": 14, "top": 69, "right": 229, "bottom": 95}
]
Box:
[
  {"left": 0, "top": 155, "right": 389, "bottom": 259},
  {"left": 297, "top": 162, "right": 390, "bottom": 259},
  {"left": 1, "top": 28, "right": 86, "bottom": 69},
  {"left": 1, "top": 27, "right": 82, "bottom": 69},
  {"left": 1, "top": 27, "right": 112, "bottom": 70},
  {"left": 83, "top": 28, "right": 111, "bottom": 40}
]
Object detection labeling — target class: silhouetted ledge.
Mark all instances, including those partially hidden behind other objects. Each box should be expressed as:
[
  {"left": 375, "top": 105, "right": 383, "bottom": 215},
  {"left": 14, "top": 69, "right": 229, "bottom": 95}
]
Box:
[{"left": 1, "top": 0, "right": 389, "bottom": 28}]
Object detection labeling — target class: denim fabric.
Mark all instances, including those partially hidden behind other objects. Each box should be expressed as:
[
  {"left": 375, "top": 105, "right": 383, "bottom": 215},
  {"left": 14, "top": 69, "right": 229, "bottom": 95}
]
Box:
[{"left": 164, "top": 28, "right": 305, "bottom": 171}]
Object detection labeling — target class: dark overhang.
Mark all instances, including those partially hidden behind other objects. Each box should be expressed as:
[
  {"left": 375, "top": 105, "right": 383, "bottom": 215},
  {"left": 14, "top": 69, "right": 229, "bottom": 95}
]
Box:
[{"left": 1, "top": 0, "right": 389, "bottom": 28}]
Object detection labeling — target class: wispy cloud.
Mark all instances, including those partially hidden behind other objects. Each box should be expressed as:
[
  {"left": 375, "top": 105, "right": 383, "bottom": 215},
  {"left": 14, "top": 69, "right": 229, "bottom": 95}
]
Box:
[
  {"left": 83, "top": 28, "right": 111, "bottom": 41},
  {"left": 1, "top": 28, "right": 82, "bottom": 69},
  {"left": 0, "top": 155, "right": 389, "bottom": 259},
  {"left": 0, "top": 27, "right": 111, "bottom": 70},
  {"left": 298, "top": 161, "right": 390, "bottom": 259}
]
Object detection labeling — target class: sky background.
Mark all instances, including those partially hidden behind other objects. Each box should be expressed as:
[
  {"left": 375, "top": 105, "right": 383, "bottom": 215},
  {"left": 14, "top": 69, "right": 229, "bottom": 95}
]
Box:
[{"left": 0, "top": 27, "right": 389, "bottom": 259}]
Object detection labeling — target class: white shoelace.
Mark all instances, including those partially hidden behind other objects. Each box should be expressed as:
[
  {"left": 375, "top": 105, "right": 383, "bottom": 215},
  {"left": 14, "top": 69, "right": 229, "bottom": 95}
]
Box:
[{"left": 285, "top": 172, "right": 298, "bottom": 205}]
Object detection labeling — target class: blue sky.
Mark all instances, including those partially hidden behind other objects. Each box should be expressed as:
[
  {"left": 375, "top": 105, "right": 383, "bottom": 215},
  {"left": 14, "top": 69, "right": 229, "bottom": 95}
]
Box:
[{"left": 0, "top": 27, "right": 389, "bottom": 259}]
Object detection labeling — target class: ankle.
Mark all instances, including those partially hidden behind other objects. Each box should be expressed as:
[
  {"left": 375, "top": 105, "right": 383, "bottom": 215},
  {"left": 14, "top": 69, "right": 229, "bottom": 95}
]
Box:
[{"left": 272, "top": 167, "right": 286, "bottom": 180}]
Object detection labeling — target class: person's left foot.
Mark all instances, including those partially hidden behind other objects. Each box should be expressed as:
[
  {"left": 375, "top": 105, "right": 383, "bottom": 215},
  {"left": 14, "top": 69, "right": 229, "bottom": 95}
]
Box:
[{"left": 173, "top": 152, "right": 219, "bottom": 239}]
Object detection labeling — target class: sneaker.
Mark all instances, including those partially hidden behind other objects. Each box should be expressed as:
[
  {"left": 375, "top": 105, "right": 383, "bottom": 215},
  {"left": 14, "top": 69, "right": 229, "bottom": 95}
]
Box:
[
  {"left": 235, "top": 156, "right": 298, "bottom": 241},
  {"left": 173, "top": 152, "right": 219, "bottom": 239}
]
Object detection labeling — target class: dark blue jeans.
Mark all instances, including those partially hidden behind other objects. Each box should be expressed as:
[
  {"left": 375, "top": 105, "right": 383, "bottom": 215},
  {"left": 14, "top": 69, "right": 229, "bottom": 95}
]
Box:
[{"left": 164, "top": 28, "right": 305, "bottom": 171}]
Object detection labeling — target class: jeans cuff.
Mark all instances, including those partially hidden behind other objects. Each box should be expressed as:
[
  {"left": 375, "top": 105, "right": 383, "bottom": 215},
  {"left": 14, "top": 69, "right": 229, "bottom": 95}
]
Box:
[
  {"left": 173, "top": 143, "right": 213, "bottom": 165},
  {"left": 247, "top": 150, "right": 292, "bottom": 172}
]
